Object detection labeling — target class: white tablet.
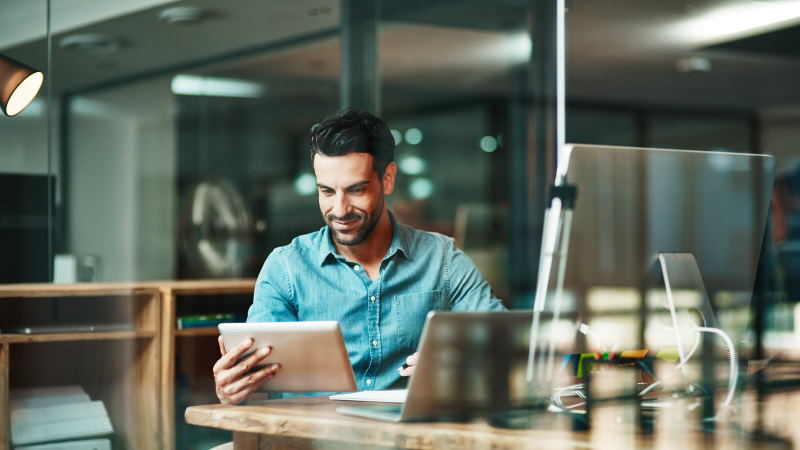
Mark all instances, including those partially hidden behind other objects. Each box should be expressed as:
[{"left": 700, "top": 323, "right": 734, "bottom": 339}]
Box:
[{"left": 218, "top": 321, "right": 356, "bottom": 392}]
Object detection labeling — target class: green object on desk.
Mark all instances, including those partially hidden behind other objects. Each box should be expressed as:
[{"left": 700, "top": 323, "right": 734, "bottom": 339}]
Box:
[{"left": 176, "top": 313, "right": 236, "bottom": 329}]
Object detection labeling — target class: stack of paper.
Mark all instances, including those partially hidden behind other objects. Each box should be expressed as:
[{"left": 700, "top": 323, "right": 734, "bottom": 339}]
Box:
[
  {"left": 10, "top": 386, "right": 113, "bottom": 448},
  {"left": 15, "top": 439, "right": 111, "bottom": 450}
]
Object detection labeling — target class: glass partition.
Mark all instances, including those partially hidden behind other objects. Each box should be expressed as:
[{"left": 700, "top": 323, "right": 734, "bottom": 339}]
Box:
[
  {"left": 0, "top": 0, "right": 50, "bottom": 284},
  {"left": 1, "top": 1, "right": 556, "bottom": 448},
  {"left": 3, "top": 0, "right": 800, "bottom": 448}
]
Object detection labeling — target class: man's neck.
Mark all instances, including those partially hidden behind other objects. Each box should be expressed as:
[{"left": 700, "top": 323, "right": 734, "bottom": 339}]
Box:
[{"left": 334, "top": 210, "right": 393, "bottom": 267}]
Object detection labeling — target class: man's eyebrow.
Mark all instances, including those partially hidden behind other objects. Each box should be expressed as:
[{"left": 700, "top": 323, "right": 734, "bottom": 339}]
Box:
[
  {"left": 346, "top": 181, "right": 371, "bottom": 190},
  {"left": 316, "top": 180, "right": 371, "bottom": 191}
]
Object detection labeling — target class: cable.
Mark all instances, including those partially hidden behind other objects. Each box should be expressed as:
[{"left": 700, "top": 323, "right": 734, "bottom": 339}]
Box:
[{"left": 697, "top": 326, "right": 738, "bottom": 410}]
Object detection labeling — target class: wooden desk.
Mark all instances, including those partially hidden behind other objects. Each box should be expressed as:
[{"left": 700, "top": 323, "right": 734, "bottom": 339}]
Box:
[{"left": 185, "top": 396, "right": 796, "bottom": 450}]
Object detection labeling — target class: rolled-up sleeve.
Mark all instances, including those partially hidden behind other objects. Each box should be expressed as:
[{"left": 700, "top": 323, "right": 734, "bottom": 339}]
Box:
[
  {"left": 446, "top": 242, "right": 508, "bottom": 312},
  {"left": 247, "top": 247, "right": 299, "bottom": 322}
]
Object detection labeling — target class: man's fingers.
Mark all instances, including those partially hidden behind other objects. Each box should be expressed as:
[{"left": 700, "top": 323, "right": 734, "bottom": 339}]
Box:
[
  {"left": 398, "top": 365, "right": 415, "bottom": 377},
  {"left": 213, "top": 338, "right": 254, "bottom": 374},
  {"left": 218, "top": 335, "right": 227, "bottom": 356},
  {"left": 226, "top": 389, "right": 251, "bottom": 405},
  {"left": 222, "top": 364, "right": 281, "bottom": 399},
  {"left": 216, "top": 362, "right": 279, "bottom": 405},
  {"left": 228, "top": 346, "right": 273, "bottom": 380},
  {"left": 213, "top": 338, "right": 253, "bottom": 374},
  {"left": 227, "top": 380, "right": 266, "bottom": 405},
  {"left": 215, "top": 346, "right": 272, "bottom": 386},
  {"left": 398, "top": 352, "right": 419, "bottom": 377}
]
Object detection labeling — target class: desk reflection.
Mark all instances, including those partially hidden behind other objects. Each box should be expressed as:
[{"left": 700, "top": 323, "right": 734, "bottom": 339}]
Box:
[{"left": 186, "top": 383, "right": 800, "bottom": 450}]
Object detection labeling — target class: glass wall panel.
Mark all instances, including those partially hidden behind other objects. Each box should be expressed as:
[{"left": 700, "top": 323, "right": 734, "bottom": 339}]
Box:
[
  {"left": 567, "top": 107, "right": 637, "bottom": 146},
  {"left": 57, "top": 3, "right": 340, "bottom": 283},
  {"left": 0, "top": 0, "right": 51, "bottom": 284},
  {"left": 3, "top": 2, "right": 343, "bottom": 449},
  {"left": 567, "top": 0, "right": 800, "bottom": 441},
  {"left": 648, "top": 114, "right": 752, "bottom": 153},
  {"left": 379, "top": 1, "right": 557, "bottom": 305},
  {"left": 8, "top": 0, "right": 800, "bottom": 447}
]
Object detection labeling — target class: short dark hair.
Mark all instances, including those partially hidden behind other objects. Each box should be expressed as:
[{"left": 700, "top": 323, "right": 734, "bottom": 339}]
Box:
[{"left": 309, "top": 109, "right": 395, "bottom": 175}]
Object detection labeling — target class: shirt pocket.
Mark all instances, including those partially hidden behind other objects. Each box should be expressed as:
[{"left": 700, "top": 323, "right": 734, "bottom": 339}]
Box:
[{"left": 393, "top": 290, "right": 445, "bottom": 349}]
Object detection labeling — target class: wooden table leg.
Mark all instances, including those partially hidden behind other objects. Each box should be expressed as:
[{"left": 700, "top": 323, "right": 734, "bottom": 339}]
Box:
[
  {"left": 234, "top": 433, "right": 381, "bottom": 450},
  {"left": 160, "top": 288, "right": 176, "bottom": 450},
  {"left": 0, "top": 343, "right": 9, "bottom": 450},
  {"left": 233, "top": 431, "right": 259, "bottom": 450}
]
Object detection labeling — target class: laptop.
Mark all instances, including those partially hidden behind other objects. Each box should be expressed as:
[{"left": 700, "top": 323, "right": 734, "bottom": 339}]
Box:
[{"left": 335, "top": 310, "right": 534, "bottom": 422}]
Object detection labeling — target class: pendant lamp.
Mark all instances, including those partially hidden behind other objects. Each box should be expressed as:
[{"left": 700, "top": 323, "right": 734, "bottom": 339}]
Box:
[{"left": 0, "top": 55, "right": 44, "bottom": 117}]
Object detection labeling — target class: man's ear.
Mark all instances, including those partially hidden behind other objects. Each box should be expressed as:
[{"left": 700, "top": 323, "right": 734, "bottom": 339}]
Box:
[{"left": 382, "top": 162, "right": 397, "bottom": 195}]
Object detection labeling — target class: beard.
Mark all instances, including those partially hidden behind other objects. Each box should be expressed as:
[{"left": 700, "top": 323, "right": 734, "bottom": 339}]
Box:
[{"left": 325, "top": 197, "right": 384, "bottom": 246}]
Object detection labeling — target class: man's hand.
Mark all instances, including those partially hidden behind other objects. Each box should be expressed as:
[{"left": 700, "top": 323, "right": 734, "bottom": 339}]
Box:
[
  {"left": 398, "top": 352, "right": 418, "bottom": 377},
  {"left": 213, "top": 336, "right": 281, "bottom": 405}
]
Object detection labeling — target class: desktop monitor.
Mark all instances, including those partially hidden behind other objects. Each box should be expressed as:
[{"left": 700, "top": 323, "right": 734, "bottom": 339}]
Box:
[
  {"left": 531, "top": 144, "right": 774, "bottom": 423},
  {"left": 0, "top": 173, "right": 53, "bottom": 283}
]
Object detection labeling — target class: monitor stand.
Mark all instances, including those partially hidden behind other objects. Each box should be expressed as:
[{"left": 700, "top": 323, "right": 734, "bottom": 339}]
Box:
[{"left": 515, "top": 244, "right": 740, "bottom": 432}]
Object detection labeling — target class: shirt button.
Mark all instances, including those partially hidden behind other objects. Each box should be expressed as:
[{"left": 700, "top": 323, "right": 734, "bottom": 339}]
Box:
[
  {"left": 366, "top": 379, "right": 373, "bottom": 385},
  {"left": 370, "top": 296, "right": 376, "bottom": 302},
  {"left": 354, "top": 265, "right": 361, "bottom": 271},
  {"left": 372, "top": 339, "right": 379, "bottom": 347}
]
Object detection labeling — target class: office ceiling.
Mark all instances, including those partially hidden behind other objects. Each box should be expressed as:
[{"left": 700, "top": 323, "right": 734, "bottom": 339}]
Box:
[{"left": 2, "top": 0, "right": 800, "bottom": 112}]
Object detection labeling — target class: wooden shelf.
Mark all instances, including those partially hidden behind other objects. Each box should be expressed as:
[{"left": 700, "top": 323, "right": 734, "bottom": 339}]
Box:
[
  {"left": 149, "top": 279, "right": 254, "bottom": 295},
  {"left": 0, "top": 280, "right": 254, "bottom": 299},
  {"left": 0, "top": 279, "right": 255, "bottom": 450},
  {"left": 175, "top": 327, "right": 219, "bottom": 337},
  {"left": 0, "top": 283, "right": 163, "bottom": 450},
  {"left": 160, "top": 280, "right": 254, "bottom": 450},
  {"left": 0, "top": 330, "right": 156, "bottom": 344},
  {"left": 0, "top": 283, "right": 155, "bottom": 299}
]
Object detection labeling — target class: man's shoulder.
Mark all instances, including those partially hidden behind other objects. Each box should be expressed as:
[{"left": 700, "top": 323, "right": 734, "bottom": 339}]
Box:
[
  {"left": 400, "top": 223, "right": 455, "bottom": 253},
  {"left": 270, "top": 226, "right": 327, "bottom": 259}
]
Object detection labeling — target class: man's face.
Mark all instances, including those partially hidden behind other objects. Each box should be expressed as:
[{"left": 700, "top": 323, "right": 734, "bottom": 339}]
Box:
[{"left": 314, "top": 152, "right": 396, "bottom": 246}]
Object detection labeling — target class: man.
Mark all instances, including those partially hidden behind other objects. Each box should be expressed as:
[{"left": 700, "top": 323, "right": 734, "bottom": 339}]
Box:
[{"left": 214, "top": 109, "right": 506, "bottom": 404}]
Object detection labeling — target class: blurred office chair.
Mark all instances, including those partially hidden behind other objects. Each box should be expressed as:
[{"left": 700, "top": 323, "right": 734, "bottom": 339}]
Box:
[{"left": 454, "top": 203, "right": 509, "bottom": 300}]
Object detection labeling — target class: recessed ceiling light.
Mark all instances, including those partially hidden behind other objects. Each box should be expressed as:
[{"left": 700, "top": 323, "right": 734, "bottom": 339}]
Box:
[
  {"left": 665, "top": 1, "right": 800, "bottom": 45},
  {"left": 676, "top": 56, "right": 712, "bottom": 73},
  {"left": 171, "top": 74, "right": 265, "bottom": 98},
  {"left": 59, "top": 34, "right": 123, "bottom": 55},
  {"left": 307, "top": 6, "right": 332, "bottom": 16},
  {"left": 158, "top": 6, "right": 209, "bottom": 25}
]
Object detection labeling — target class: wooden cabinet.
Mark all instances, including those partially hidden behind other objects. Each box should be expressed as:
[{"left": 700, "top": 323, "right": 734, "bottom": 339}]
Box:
[
  {"left": 0, "top": 283, "right": 161, "bottom": 450},
  {"left": 0, "top": 279, "right": 255, "bottom": 450}
]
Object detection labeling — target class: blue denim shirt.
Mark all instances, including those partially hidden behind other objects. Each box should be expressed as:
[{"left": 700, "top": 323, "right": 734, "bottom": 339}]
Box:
[{"left": 247, "top": 216, "right": 507, "bottom": 392}]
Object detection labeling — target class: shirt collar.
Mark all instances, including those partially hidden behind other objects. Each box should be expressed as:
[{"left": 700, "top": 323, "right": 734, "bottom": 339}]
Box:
[
  {"left": 317, "top": 211, "right": 410, "bottom": 266},
  {"left": 318, "top": 226, "right": 338, "bottom": 266},
  {"left": 386, "top": 212, "right": 410, "bottom": 261}
]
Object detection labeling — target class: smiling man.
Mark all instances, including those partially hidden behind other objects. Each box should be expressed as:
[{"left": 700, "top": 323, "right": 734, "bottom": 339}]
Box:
[{"left": 213, "top": 109, "right": 506, "bottom": 404}]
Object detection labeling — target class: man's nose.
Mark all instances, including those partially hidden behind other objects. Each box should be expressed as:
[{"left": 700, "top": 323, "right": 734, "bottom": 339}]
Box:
[{"left": 332, "top": 193, "right": 349, "bottom": 218}]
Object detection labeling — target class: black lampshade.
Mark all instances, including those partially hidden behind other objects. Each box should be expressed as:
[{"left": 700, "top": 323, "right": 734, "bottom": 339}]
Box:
[{"left": 0, "top": 55, "right": 44, "bottom": 117}]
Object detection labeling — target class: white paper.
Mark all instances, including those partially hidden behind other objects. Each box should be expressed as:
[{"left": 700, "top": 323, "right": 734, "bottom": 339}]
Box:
[
  {"left": 15, "top": 437, "right": 111, "bottom": 450},
  {"left": 329, "top": 389, "right": 407, "bottom": 403},
  {"left": 53, "top": 255, "right": 77, "bottom": 283}
]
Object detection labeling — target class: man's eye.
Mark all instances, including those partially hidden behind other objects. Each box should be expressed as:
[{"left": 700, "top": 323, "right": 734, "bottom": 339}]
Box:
[
  {"left": 349, "top": 185, "right": 368, "bottom": 193},
  {"left": 320, "top": 189, "right": 334, "bottom": 195}
]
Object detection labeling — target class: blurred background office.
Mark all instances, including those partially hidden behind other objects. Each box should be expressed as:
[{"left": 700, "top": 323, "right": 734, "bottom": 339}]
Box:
[{"left": 2, "top": 0, "right": 800, "bottom": 448}]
